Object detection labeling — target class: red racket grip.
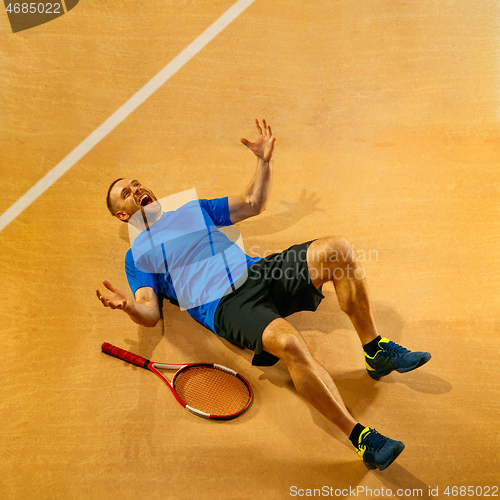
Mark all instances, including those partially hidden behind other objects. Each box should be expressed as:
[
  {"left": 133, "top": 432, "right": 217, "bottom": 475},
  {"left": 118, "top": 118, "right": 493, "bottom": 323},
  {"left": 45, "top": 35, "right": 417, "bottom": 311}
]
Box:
[{"left": 102, "top": 342, "right": 150, "bottom": 368}]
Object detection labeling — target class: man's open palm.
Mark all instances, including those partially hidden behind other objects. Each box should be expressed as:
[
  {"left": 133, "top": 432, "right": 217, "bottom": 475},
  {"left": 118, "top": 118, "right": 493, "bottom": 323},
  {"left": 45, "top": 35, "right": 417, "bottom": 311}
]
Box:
[
  {"left": 96, "top": 280, "right": 132, "bottom": 313},
  {"left": 241, "top": 118, "right": 276, "bottom": 162}
]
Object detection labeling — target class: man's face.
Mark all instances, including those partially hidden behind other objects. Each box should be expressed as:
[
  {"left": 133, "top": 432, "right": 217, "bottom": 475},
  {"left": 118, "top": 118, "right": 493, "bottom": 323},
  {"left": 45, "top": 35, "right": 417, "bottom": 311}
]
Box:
[{"left": 110, "top": 179, "right": 161, "bottom": 222}]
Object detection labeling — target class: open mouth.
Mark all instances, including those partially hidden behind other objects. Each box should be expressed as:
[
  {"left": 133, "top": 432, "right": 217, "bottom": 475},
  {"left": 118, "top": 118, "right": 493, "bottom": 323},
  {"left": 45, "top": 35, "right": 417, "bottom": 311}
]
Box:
[{"left": 138, "top": 193, "right": 153, "bottom": 207}]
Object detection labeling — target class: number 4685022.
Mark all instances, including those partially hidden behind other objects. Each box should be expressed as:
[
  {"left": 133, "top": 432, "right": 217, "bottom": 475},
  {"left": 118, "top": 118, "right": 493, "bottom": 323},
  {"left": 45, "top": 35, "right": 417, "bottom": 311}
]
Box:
[{"left": 6, "top": 3, "right": 62, "bottom": 14}]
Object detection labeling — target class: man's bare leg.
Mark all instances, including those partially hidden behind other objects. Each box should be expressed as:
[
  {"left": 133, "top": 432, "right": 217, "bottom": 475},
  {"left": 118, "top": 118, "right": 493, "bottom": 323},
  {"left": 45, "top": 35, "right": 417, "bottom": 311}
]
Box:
[
  {"left": 260, "top": 317, "right": 405, "bottom": 470},
  {"left": 306, "top": 236, "right": 431, "bottom": 378},
  {"left": 306, "top": 237, "right": 379, "bottom": 346},
  {"left": 261, "top": 317, "right": 357, "bottom": 436}
]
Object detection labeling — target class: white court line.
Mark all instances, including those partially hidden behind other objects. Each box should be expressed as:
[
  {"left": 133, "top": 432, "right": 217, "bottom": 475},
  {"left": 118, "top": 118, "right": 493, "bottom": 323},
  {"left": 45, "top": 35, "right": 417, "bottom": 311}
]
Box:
[{"left": 0, "top": 0, "right": 256, "bottom": 233}]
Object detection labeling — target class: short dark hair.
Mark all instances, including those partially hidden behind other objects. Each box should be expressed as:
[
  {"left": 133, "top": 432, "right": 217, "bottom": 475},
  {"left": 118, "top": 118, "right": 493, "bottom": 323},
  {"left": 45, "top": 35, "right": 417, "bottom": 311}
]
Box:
[{"left": 106, "top": 178, "right": 124, "bottom": 217}]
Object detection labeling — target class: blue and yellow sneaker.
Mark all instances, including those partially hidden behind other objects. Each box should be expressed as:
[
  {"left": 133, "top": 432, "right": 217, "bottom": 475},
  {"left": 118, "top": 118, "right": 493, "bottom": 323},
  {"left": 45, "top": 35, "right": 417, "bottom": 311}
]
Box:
[
  {"left": 357, "top": 427, "right": 405, "bottom": 470},
  {"left": 364, "top": 338, "right": 431, "bottom": 379}
]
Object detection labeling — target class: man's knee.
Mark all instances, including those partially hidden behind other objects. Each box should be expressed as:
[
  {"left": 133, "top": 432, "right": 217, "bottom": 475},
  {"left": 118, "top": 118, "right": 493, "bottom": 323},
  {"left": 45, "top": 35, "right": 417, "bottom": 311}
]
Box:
[
  {"left": 310, "top": 236, "right": 356, "bottom": 266},
  {"left": 328, "top": 236, "right": 356, "bottom": 265},
  {"left": 262, "top": 319, "right": 311, "bottom": 365},
  {"left": 281, "top": 334, "right": 312, "bottom": 365}
]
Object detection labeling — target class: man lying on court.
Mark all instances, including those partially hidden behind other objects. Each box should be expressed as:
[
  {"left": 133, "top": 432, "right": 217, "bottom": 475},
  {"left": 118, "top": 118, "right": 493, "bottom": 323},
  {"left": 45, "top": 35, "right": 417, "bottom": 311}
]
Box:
[{"left": 96, "top": 118, "right": 431, "bottom": 471}]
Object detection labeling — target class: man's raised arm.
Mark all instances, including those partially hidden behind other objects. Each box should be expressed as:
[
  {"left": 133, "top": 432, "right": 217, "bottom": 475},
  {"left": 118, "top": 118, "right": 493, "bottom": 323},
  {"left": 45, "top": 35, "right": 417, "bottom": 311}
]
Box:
[{"left": 228, "top": 118, "right": 276, "bottom": 224}]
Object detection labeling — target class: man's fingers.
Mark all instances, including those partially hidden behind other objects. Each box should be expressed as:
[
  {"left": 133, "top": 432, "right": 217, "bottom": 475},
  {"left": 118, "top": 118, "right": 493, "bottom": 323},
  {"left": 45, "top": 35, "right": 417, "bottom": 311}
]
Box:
[
  {"left": 96, "top": 289, "right": 108, "bottom": 304},
  {"left": 115, "top": 300, "right": 126, "bottom": 310},
  {"left": 240, "top": 138, "right": 252, "bottom": 147},
  {"left": 96, "top": 285, "right": 128, "bottom": 312},
  {"left": 255, "top": 118, "right": 263, "bottom": 135},
  {"left": 97, "top": 291, "right": 115, "bottom": 309},
  {"left": 102, "top": 280, "right": 116, "bottom": 293}
]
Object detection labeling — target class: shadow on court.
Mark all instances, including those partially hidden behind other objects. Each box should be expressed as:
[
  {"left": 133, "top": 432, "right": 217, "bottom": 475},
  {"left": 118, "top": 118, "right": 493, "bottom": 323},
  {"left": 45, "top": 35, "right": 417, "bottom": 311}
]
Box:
[{"left": 375, "top": 463, "right": 433, "bottom": 500}]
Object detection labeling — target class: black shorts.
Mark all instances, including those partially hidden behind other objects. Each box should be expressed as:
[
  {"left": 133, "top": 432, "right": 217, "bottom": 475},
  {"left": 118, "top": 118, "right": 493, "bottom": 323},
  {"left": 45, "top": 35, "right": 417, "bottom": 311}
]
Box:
[{"left": 213, "top": 240, "right": 325, "bottom": 366}]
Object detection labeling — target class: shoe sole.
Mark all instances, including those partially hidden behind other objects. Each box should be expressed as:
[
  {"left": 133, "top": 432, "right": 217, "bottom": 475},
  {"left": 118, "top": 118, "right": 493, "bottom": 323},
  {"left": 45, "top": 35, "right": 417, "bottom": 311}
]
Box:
[
  {"left": 396, "top": 353, "right": 432, "bottom": 373},
  {"left": 365, "top": 442, "right": 405, "bottom": 471},
  {"left": 367, "top": 353, "right": 432, "bottom": 379}
]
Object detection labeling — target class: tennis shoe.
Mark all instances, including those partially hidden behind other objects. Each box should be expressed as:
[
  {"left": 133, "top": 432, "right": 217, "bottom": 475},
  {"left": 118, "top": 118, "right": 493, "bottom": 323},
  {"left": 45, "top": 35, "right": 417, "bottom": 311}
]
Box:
[
  {"left": 364, "top": 338, "right": 431, "bottom": 379},
  {"left": 356, "top": 427, "right": 405, "bottom": 471}
]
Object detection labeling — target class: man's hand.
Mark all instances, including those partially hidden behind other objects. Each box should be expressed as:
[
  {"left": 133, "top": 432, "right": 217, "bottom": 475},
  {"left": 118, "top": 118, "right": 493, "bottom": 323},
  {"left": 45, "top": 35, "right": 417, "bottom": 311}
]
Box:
[
  {"left": 96, "top": 281, "right": 161, "bottom": 327},
  {"left": 240, "top": 118, "right": 276, "bottom": 162},
  {"left": 96, "top": 280, "right": 134, "bottom": 314}
]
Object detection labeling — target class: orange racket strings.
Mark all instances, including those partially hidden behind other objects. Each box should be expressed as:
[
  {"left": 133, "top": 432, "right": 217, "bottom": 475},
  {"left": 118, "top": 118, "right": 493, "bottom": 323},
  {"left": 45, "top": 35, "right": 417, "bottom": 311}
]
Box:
[{"left": 173, "top": 365, "right": 251, "bottom": 416}]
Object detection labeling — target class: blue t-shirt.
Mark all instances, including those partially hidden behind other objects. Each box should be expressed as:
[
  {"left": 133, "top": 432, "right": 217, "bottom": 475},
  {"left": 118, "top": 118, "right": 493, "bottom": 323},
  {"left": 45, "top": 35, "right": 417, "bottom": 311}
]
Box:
[{"left": 124, "top": 197, "right": 260, "bottom": 332}]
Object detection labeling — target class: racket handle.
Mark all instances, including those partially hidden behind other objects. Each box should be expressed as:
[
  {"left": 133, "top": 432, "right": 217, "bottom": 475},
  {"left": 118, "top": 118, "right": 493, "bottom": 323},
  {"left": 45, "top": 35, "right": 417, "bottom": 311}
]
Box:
[{"left": 102, "top": 342, "right": 149, "bottom": 368}]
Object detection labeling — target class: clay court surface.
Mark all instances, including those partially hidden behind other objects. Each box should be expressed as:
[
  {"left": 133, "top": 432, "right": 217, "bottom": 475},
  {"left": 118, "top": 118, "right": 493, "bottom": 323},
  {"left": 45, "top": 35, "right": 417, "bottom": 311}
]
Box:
[{"left": 1, "top": 1, "right": 499, "bottom": 498}]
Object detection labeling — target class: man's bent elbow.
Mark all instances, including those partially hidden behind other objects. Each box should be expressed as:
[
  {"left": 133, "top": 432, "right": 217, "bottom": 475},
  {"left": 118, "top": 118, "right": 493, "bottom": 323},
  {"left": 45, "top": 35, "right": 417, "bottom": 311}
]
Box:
[
  {"left": 256, "top": 202, "right": 267, "bottom": 215},
  {"left": 250, "top": 199, "right": 266, "bottom": 217},
  {"left": 132, "top": 311, "right": 161, "bottom": 328},
  {"left": 147, "top": 313, "right": 161, "bottom": 328}
]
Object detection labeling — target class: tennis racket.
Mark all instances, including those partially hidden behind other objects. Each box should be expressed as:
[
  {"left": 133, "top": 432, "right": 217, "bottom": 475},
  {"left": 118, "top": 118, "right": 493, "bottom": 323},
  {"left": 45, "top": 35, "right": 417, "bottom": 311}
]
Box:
[{"left": 101, "top": 342, "right": 253, "bottom": 420}]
